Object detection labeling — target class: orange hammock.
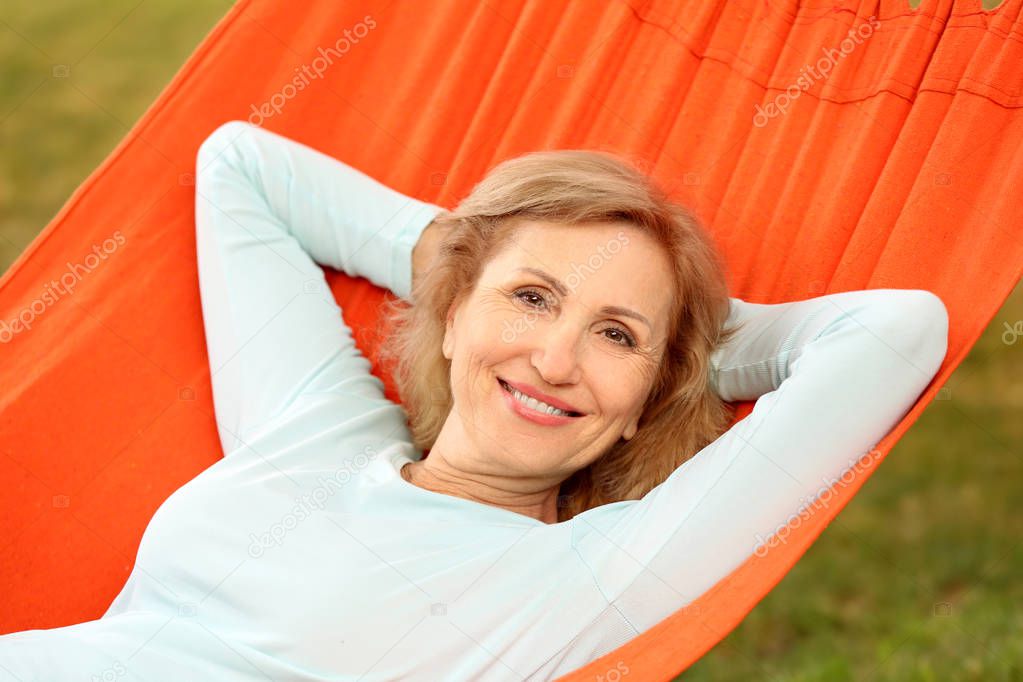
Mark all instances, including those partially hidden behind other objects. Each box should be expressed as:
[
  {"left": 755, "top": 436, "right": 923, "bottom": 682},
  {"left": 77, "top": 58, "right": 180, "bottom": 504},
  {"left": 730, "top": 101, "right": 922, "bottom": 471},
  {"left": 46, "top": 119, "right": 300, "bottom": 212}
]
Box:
[{"left": 1, "top": 0, "right": 1021, "bottom": 678}]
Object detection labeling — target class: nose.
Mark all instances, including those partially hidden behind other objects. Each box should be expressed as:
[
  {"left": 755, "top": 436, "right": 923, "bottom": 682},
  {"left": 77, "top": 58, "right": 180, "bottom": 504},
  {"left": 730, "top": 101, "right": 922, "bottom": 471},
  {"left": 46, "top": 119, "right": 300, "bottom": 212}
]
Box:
[{"left": 530, "top": 315, "right": 583, "bottom": 386}]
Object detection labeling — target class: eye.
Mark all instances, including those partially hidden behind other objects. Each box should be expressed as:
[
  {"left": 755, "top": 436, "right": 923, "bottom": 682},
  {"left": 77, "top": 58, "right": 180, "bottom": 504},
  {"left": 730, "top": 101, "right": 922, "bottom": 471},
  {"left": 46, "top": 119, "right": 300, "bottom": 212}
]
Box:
[
  {"left": 513, "top": 287, "right": 638, "bottom": 349},
  {"left": 513, "top": 288, "right": 550, "bottom": 310},
  {"left": 603, "top": 326, "right": 637, "bottom": 348}
]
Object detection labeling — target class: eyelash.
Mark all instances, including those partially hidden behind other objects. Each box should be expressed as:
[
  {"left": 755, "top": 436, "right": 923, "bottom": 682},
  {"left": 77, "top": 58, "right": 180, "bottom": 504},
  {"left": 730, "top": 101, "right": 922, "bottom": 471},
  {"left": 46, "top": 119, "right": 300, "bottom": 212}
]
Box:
[{"left": 513, "top": 288, "right": 638, "bottom": 348}]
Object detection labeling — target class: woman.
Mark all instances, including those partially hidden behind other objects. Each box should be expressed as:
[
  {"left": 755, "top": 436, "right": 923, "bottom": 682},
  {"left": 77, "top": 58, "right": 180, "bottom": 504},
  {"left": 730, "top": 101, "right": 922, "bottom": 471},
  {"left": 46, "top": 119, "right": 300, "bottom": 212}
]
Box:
[{"left": 0, "top": 121, "right": 948, "bottom": 681}]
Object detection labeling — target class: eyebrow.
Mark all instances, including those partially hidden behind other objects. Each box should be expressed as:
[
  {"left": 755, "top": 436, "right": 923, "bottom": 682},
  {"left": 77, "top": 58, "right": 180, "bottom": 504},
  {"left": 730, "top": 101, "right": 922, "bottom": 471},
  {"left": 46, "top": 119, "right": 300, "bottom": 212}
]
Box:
[{"left": 514, "top": 267, "right": 653, "bottom": 331}]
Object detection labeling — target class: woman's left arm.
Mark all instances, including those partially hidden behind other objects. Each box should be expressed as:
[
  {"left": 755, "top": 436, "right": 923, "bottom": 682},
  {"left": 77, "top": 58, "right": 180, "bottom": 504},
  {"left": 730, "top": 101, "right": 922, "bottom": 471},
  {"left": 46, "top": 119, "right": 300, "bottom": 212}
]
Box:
[{"left": 572, "top": 288, "right": 949, "bottom": 629}]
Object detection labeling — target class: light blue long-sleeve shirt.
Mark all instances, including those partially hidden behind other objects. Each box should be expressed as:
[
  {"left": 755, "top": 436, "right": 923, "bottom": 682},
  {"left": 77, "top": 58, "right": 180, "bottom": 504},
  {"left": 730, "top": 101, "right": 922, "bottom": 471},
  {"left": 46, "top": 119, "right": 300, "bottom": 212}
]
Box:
[{"left": 0, "top": 121, "right": 949, "bottom": 681}]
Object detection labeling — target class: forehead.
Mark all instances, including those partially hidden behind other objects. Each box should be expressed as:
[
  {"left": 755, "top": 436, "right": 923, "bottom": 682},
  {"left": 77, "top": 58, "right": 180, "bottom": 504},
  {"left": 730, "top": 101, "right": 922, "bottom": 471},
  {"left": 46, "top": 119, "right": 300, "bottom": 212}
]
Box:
[{"left": 483, "top": 220, "right": 676, "bottom": 335}]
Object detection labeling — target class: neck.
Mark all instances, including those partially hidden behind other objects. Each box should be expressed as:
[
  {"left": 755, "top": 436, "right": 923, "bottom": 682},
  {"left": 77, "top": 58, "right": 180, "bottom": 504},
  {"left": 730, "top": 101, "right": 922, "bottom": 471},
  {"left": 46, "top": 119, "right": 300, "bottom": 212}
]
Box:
[{"left": 401, "top": 456, "right": 561, "bottom": 525}]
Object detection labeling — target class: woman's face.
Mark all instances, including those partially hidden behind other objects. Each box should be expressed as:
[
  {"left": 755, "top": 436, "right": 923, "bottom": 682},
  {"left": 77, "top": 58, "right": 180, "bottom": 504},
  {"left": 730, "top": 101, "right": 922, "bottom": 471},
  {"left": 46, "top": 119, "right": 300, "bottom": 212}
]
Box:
[{"left": 440, "top": 220, "right": 675, "bottom": 482}]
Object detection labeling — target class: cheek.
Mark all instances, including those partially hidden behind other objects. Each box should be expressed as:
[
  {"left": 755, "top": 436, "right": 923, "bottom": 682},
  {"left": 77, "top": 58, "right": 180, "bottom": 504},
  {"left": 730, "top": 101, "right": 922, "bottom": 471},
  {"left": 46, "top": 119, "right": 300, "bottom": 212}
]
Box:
[
  {"left": 463, "top": 298, "right": 525, "bottom": 356},
  {"left": 594, "top": 365, "right": 654, "bottom": 415},
  {"left": 450, "top": 314, "right": 514, "bottom": 378}
]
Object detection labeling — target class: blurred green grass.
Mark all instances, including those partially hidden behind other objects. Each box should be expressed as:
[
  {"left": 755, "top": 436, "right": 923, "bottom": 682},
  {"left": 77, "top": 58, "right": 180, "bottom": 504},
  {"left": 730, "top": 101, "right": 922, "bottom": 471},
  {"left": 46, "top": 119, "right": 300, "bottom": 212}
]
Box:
[{"left": 1, "top": 2, "right": 1020, "bottom": 680}]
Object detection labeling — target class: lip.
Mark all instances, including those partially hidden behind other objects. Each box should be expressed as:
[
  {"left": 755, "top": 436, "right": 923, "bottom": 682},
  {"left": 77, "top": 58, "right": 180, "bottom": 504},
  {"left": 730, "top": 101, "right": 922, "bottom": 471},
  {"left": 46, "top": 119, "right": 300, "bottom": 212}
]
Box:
[
  {"left": 498, "top": 377, "right": 585, "bottom": 414},
  {"left": 498, "top": 378, "right": 582, "bottom": 426}
]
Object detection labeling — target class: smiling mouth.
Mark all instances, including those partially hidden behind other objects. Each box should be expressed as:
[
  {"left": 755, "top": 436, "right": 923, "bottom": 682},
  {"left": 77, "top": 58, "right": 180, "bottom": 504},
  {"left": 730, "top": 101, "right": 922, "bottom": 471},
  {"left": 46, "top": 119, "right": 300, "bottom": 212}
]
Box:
[{"left": 498, "top": 378, "right": 584, "bottom": 418}]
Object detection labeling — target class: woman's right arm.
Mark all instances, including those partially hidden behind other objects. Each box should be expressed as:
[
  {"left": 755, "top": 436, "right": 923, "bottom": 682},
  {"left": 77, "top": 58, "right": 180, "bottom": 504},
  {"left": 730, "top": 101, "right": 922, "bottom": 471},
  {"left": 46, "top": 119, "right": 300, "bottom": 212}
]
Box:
[
  {"left": 194, "top": 121, "right": 446, "bottom": 455},
  {"left": 411, "top": 215, "right": 452, "bottom": 294},
  {"left": 571, "top": 288, "right": 949, "bottom": 630}
]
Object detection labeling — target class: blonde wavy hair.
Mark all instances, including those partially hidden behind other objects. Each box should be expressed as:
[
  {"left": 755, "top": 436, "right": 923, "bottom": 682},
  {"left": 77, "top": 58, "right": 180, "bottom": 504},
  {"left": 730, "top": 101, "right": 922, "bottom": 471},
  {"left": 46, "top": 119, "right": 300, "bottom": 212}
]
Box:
[{"left": 376, "top": 149, "right": 742, "bottom": 523}]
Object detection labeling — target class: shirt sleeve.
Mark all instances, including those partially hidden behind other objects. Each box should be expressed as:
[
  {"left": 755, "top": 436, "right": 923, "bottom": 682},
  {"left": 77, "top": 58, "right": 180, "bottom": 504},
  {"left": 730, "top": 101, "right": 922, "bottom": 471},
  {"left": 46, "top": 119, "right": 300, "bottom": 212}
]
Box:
[
  {"left": 572, "top": 288, "right": 949, "bottom": 631},
  {"left": 194, "top": 121, "right": 446, "bottom": 456}
]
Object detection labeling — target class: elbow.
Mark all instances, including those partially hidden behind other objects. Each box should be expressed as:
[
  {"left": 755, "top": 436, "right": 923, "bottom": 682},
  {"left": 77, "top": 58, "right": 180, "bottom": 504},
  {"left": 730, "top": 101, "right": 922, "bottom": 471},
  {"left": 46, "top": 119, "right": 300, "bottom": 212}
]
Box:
[
  {"left": 913, "top": 289, "right": 949, "bottom": 377},
  {"left": 195, "top": 120, "right": 255, "bottom": 175},
  {"left": 194, "top": 120, "right": 259, "bottom": 239},
  {"left": 892, "top": 289, "right": 950, "bottom": 381}
]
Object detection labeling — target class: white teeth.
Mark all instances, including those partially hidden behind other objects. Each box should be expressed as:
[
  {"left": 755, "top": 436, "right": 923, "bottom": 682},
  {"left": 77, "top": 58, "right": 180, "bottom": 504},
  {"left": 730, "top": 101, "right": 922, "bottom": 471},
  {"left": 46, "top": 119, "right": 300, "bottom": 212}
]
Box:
[{"left": 503, "top": 381, "right": 573, "bottom": 417}]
